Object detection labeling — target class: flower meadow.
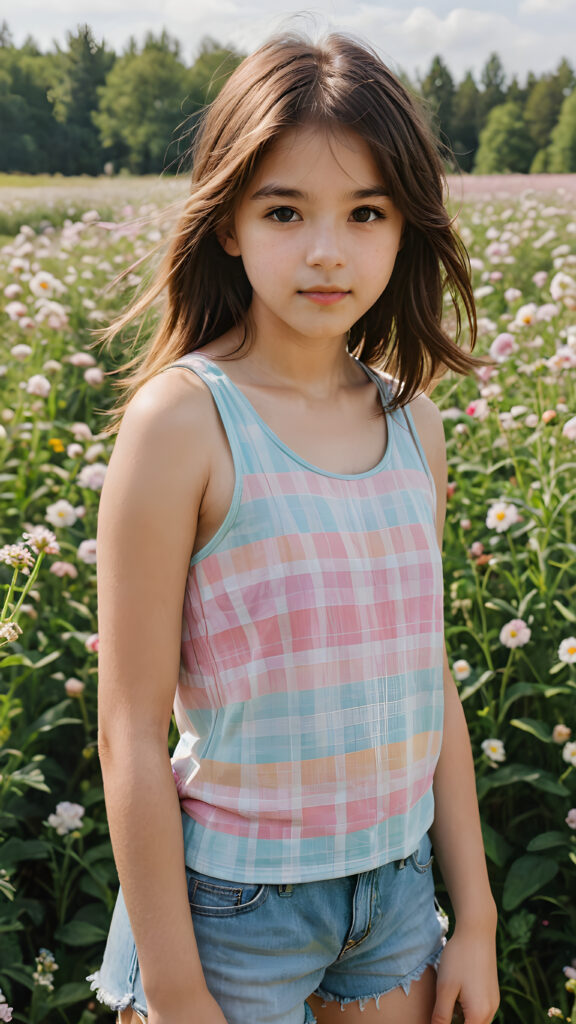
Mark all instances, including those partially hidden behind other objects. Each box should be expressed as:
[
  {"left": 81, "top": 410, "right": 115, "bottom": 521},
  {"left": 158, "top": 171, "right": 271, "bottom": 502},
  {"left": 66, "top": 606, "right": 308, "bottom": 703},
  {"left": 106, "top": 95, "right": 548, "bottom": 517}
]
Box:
[{"left": 0, "top": 177, "right": 576, "bottom": 1023}]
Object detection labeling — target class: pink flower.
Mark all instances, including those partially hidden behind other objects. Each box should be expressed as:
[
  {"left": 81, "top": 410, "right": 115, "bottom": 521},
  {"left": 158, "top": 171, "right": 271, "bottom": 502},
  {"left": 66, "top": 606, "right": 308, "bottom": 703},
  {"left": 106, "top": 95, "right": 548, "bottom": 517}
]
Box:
[
  {"left": 542, "top": 409, "right": 557, "bottom": 424},
  {"left": 504, "top": 287, "right": 522, "bottom": 302},
  {"left": 78, "top": 462, "right": 107, "bottom": 491},
  {"left": 532, "top": 271, "right": 548, "bottom": 288},
  {"left": 476, "top": 365, "right": 495, "bottom": 384},
  {"left": 499, "top": 619, "right": 531, "bottom": 648},
  {"left": 466, "top": 398, "right": 490, "bottom": 420},
  {"left": 489, "top": 333, "right": 517, "bottom": 361},
  {"left": 68, "top": 352, "right": 96, "bottom": 367},
  {"left": 565, "top": 809, "right": 576, "bottom": 829},
  {"left": 469, "top": 541, "right": 484, "bottom": 557},
  {"left": 84, "top": 367, "right": 104, "bottom": 387},
  {"left": 446, "top": 482, "right": 456, "bottom": 499},
  {"left": 552, "top": 724, "right": 572, "bottom": 744},
  {"left": 5, "top": 301, "right": 27, "bottom": 320},
  {"left": 77, "top": 539, "right": 97, "bottom": 564},
  {"left": 562, "top": 416, "right": 576, "bottom": 441},
  {"left": 49, "top": 561, "right": 78, "bottom": 578},
  {"left": 65, "top": 678, "right": 85, "bottom": 697},
  {"left": 85, "top": 633, "right": 99, "bottom": 652}
]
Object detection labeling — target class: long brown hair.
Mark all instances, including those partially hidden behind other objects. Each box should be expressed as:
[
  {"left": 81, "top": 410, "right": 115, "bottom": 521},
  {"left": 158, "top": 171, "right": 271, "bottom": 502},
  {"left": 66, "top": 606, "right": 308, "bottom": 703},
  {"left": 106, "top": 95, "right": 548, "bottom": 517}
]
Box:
[{"left": 96, "top": 31, "right": 482, "bottom": 436}]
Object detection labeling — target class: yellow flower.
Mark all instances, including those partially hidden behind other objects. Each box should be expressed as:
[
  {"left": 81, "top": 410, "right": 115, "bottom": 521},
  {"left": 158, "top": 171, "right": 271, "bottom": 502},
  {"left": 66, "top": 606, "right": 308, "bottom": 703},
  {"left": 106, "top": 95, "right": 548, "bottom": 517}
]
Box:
[{"left": 48, "top": 438, "right": 65, "bottom": 453}]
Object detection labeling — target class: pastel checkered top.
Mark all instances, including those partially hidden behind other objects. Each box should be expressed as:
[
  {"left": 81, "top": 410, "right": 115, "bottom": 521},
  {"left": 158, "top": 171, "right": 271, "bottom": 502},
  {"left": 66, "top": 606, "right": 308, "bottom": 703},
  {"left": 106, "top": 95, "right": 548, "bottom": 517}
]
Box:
[{"left": 165, "top": 352, "right": 445, "bottom": 883}]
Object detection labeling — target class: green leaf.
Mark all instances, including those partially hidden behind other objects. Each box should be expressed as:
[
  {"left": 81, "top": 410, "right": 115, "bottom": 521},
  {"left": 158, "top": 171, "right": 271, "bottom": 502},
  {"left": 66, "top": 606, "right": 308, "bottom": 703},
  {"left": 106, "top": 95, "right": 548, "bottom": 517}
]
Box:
[
  {"left": 552, "top": 600, "right": 576, "bottom": 624},
  {"left": 503, "top": 855, "right": 559, "bottom": 910},
  {"left": 481, "top": 820, "right": 513, "bottom": 867},
  {"left": 477, "top": 762, "right": 569, "bottom": 799},
  {"left": 48, "top": 981, "right": 92, "bottom": 1008},
  {"left": 54, "top": 919, "right": 108, "bottom": 946},
  {"left": 0, "top": 838, "right": 52, "bottom": 869},
  {"left": 510, "top": 718, "right": 553, "bottom": 743},
  {"left": 485, "top": 598, "right": 520, "bottom": 617},
  {"left": 499, "top": 682, "right": 544, "bottom": 719},
  {"left": 0, "top": 653, "right": 34, "bottom": 668},
  {"left": 527, "top": 831, "right": 569, "bottom": 852}
]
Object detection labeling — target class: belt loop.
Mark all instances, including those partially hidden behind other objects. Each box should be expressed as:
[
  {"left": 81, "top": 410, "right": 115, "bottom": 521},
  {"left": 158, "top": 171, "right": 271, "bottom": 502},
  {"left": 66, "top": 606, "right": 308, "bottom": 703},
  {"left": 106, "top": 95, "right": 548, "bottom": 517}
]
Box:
[
  {"left": 397, "top": 857, "right": 406, "bottom": 870},
  {"left": 278, "top": 883, "right": 294, "bottom": 897}
]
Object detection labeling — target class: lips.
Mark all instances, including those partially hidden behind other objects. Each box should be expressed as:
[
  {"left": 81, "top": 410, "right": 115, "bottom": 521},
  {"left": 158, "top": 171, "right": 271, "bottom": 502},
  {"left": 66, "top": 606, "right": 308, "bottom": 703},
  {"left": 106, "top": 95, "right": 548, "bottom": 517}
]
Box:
[{"left": 299, "top": 287, "right": 350, "bottom": 293}]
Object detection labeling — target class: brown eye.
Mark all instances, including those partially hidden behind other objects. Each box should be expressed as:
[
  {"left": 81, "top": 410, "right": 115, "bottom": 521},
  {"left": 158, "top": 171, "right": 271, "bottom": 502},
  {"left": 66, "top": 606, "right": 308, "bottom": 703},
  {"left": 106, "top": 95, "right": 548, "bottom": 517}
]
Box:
[
  {"left": 268, "top": 207, "right": 298, "bottom": 223},
  {"left": 352, "top": 207, "right": 384, "bottom": 223}
]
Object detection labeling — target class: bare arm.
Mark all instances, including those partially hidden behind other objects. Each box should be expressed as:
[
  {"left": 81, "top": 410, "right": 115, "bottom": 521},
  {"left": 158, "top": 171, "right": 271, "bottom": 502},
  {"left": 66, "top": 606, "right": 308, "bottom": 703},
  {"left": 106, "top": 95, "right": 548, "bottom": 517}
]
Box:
[
  {"left": 410, "top": 394, "right": 499, "bottom": 1024},
  {"left": 96, "top": 368, "right": 228, "bottom": 1022}
]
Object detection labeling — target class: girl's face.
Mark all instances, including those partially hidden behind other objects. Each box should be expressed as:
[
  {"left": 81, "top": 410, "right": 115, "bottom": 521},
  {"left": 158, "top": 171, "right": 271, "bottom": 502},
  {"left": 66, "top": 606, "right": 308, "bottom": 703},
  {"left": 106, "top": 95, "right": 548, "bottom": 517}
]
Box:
[{"left": 220, "top": 125, "right": 405, "bottom": 348}]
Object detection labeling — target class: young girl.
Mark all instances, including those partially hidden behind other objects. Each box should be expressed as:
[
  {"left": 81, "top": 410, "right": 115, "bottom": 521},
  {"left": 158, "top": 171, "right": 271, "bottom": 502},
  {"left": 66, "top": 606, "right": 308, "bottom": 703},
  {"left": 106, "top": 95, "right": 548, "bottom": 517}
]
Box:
[{"left": 87, "top": 31, "right": 499, "bottom": 1024}]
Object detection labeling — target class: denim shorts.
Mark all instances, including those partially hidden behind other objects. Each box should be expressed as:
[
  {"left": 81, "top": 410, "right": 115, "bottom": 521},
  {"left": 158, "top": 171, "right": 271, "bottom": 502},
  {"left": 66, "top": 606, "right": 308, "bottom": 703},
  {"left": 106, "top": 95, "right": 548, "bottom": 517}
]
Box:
[{"left": 87, "top": 831, "right": 447, "bottom": 1024}]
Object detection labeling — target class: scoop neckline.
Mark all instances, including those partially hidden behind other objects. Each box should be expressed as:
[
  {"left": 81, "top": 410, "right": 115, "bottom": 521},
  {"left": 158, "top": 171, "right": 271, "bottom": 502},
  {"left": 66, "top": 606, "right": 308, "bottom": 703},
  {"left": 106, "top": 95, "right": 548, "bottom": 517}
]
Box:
[{"left": 186, "top": 351, "right": 394, "bottom": 481}]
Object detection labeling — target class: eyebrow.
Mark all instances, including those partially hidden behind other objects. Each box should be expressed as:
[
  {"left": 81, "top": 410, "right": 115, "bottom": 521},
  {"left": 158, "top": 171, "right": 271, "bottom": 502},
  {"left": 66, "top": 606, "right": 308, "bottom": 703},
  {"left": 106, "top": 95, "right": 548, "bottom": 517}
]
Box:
[{"left": 249, "top": 184, "right": 390, "bottom": 201}]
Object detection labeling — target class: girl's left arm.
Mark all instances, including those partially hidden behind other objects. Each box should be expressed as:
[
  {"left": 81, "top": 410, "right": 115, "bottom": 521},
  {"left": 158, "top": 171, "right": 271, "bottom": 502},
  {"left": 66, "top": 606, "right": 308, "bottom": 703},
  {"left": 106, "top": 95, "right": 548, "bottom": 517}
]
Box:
[{"left": 410, "top": 394, "right": 500, "bottom": 1024}]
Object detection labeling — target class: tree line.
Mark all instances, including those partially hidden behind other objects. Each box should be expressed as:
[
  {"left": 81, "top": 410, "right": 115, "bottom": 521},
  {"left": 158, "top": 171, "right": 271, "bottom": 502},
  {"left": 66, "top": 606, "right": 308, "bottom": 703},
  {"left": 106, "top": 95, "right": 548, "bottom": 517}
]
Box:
[{"left": 0, "top": 21, "right": 575, "bottom": 176}]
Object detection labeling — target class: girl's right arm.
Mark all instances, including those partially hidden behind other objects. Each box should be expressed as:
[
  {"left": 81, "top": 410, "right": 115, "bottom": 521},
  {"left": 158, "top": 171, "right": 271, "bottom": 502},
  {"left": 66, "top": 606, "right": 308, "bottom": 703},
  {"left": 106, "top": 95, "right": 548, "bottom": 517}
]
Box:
[{"left": 96, "top": 368, "right": 229, "bottom": 1023}]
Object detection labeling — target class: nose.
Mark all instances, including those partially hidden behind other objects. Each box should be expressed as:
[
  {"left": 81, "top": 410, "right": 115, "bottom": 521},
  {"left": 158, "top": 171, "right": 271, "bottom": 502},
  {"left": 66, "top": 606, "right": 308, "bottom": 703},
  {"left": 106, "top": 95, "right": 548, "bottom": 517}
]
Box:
[{"left": 305, "top": 221, "right": 345, "bottom": 269}]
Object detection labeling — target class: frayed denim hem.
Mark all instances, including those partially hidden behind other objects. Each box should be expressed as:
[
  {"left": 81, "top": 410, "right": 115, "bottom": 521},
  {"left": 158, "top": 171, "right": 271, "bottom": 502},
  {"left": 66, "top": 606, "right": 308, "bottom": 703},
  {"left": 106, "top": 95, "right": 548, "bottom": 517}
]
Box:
[
  {"left": 313, "top": 939, "right": 445, "bottom": 1011},
  {"left": 86, "top": 971, "right": 147, "bottom": 1021}
]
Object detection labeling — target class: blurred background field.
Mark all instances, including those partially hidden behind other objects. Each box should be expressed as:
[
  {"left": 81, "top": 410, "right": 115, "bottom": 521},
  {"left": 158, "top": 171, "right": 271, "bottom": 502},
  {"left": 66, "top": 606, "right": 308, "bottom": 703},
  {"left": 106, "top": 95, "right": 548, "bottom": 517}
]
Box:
[{"left": 0, "top": 174, "right": 575, "bottom": 1023}]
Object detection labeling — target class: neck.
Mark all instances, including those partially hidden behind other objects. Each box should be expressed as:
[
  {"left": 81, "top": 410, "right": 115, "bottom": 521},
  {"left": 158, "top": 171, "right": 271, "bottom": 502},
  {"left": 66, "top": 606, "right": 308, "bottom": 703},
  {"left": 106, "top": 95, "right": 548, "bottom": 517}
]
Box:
[{"left": 224, "top": 302, "right": 361, "bottom": 398}]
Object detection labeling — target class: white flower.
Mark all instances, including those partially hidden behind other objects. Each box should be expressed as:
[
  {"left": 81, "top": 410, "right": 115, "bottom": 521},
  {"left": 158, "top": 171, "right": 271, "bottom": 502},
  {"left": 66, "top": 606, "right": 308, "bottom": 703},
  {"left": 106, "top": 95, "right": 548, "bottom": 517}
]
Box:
[
  {"left": 486, "top": 502, "right": 520, "bottom": 533},
  {"left": 547, "top": 347, "right": 576, "bottom": 371},
  {"left": 4, "top": 282, "right": 22, "bottom": 299},
  {"left": 68, "top": 351, "right": 96, "bottom": 367},
  {"left": 5, "top": 301, "right": 27, "bottom": 320},
  {"left": 482, "top": 738, "right": 506, "bottom": 762},
  {"left": 71, "top": 421, "right": 93, "bottom": 440},
  {"left": 81, "top": 209, "right": 100, "bottom": 223},
  {"left": 558, "top": 637, "right": 576, "bottom": 664},
  {"left": 562, "top": 416, "right": 576, "bottom": 441},
  {"left": 84, "top": 366, "right": 104, "bottom": 387},
  {"left": 47, "top": 801, "right": 85, "bottom": 835},
  {"left": 499, "top": 618, "right": 531, "bottom": 648},
  {"left": 562, "top": 742, "right": 576, "bottom": 767},
  {"left": 514, "top": 303, "right": 538, "bottom": 326},
  {"left": 78, "top": 538, "right": 97, "bottom": 564},
  {"left": 22, "top": 526, "right": 59, "bottom": 554},
  {"left": 452, "top": 659, "right": 471, "bottom": 681},
  {"left": 26, "top": 374, "right": 51, "bottom": 397},
  {"left": 78, "top": 462, "right": 107, "bottom": 491},
  {"left": 10, "top": 343, "right": 32, "bottom": 360},
  {"left": 504, "top": 287, "right": 522, "bottom": 302},
  {"left": 45, "top": 499, "right": 78, "bottom": 528},
  {"left": 84, "top": 442, "right": 105, "bottom": 462},
  {"left": 550, "top": 271, "right": 576, "bottom": 303},
  {"left": 29, "top": 271, "right": 65, "bottom": 299},
  {"left": 34, "top": 300, "right": 68, "bottom": 330}
]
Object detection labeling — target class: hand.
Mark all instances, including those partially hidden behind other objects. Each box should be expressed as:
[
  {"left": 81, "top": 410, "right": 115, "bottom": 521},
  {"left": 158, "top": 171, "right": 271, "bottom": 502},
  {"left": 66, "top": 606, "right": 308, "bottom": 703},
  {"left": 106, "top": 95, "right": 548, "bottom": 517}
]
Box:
[
  {"left": 148, "top": 988, "right": 230, "bottom": 1024},
  {"left": 431, "top": 924, "right": 500, "bottom": 1024}
]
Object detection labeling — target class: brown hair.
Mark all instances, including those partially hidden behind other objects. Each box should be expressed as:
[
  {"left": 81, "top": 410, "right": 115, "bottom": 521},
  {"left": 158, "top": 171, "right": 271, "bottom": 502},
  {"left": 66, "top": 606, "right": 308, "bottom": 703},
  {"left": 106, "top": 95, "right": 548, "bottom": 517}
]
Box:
[{"left": 96, "top": 30, "right": 483, "bottom": 435}]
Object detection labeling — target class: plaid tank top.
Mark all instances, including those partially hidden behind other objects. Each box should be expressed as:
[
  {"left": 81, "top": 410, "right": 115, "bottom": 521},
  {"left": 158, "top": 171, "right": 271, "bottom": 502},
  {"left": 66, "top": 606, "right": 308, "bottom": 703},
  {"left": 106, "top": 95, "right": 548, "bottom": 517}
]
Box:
[{"left": 164, "top": 352, "right": 444, "bottom": 883}]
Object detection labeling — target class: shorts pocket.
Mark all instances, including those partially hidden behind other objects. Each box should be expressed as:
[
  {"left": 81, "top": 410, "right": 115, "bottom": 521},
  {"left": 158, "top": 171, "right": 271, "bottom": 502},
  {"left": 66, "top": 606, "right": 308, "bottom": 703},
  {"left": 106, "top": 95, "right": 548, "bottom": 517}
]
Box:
[
  {"left": 408, "top": 832, "right": 434, "bottom": 874},
  {"left": 185, "top": 867, "right": 269, "bottom": 917}
]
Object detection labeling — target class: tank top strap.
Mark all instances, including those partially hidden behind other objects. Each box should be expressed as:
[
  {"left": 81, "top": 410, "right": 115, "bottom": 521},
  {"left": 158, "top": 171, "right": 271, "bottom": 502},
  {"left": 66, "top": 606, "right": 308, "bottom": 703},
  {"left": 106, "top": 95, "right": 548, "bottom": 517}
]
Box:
[{"left": 160, "top": 351, "right": 266, "bottom": 474}]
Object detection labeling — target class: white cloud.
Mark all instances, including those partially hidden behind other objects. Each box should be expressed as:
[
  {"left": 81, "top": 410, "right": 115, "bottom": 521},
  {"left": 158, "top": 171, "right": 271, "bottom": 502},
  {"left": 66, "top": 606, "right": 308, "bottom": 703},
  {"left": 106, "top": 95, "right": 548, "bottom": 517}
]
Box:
[
  {"left": 519, "top": 0, "right": 576, "bottom": 11},
  {"left": 6, "top": 1, "right": 576, "bottom": 79}
]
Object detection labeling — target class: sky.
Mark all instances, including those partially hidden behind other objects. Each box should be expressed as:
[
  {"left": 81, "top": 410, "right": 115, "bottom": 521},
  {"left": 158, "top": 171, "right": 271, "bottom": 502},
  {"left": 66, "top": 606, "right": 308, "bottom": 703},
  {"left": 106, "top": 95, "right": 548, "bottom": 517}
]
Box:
[{"left": 5, "top": 0, "right": 576, "bottom": 82}]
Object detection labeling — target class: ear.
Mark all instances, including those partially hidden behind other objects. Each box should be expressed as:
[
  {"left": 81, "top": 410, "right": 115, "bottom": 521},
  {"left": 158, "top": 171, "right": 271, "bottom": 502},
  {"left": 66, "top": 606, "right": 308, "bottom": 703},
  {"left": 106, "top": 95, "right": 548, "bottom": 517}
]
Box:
[{"left": 217, "top": 227, "right": 241, "bottom": 258}]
